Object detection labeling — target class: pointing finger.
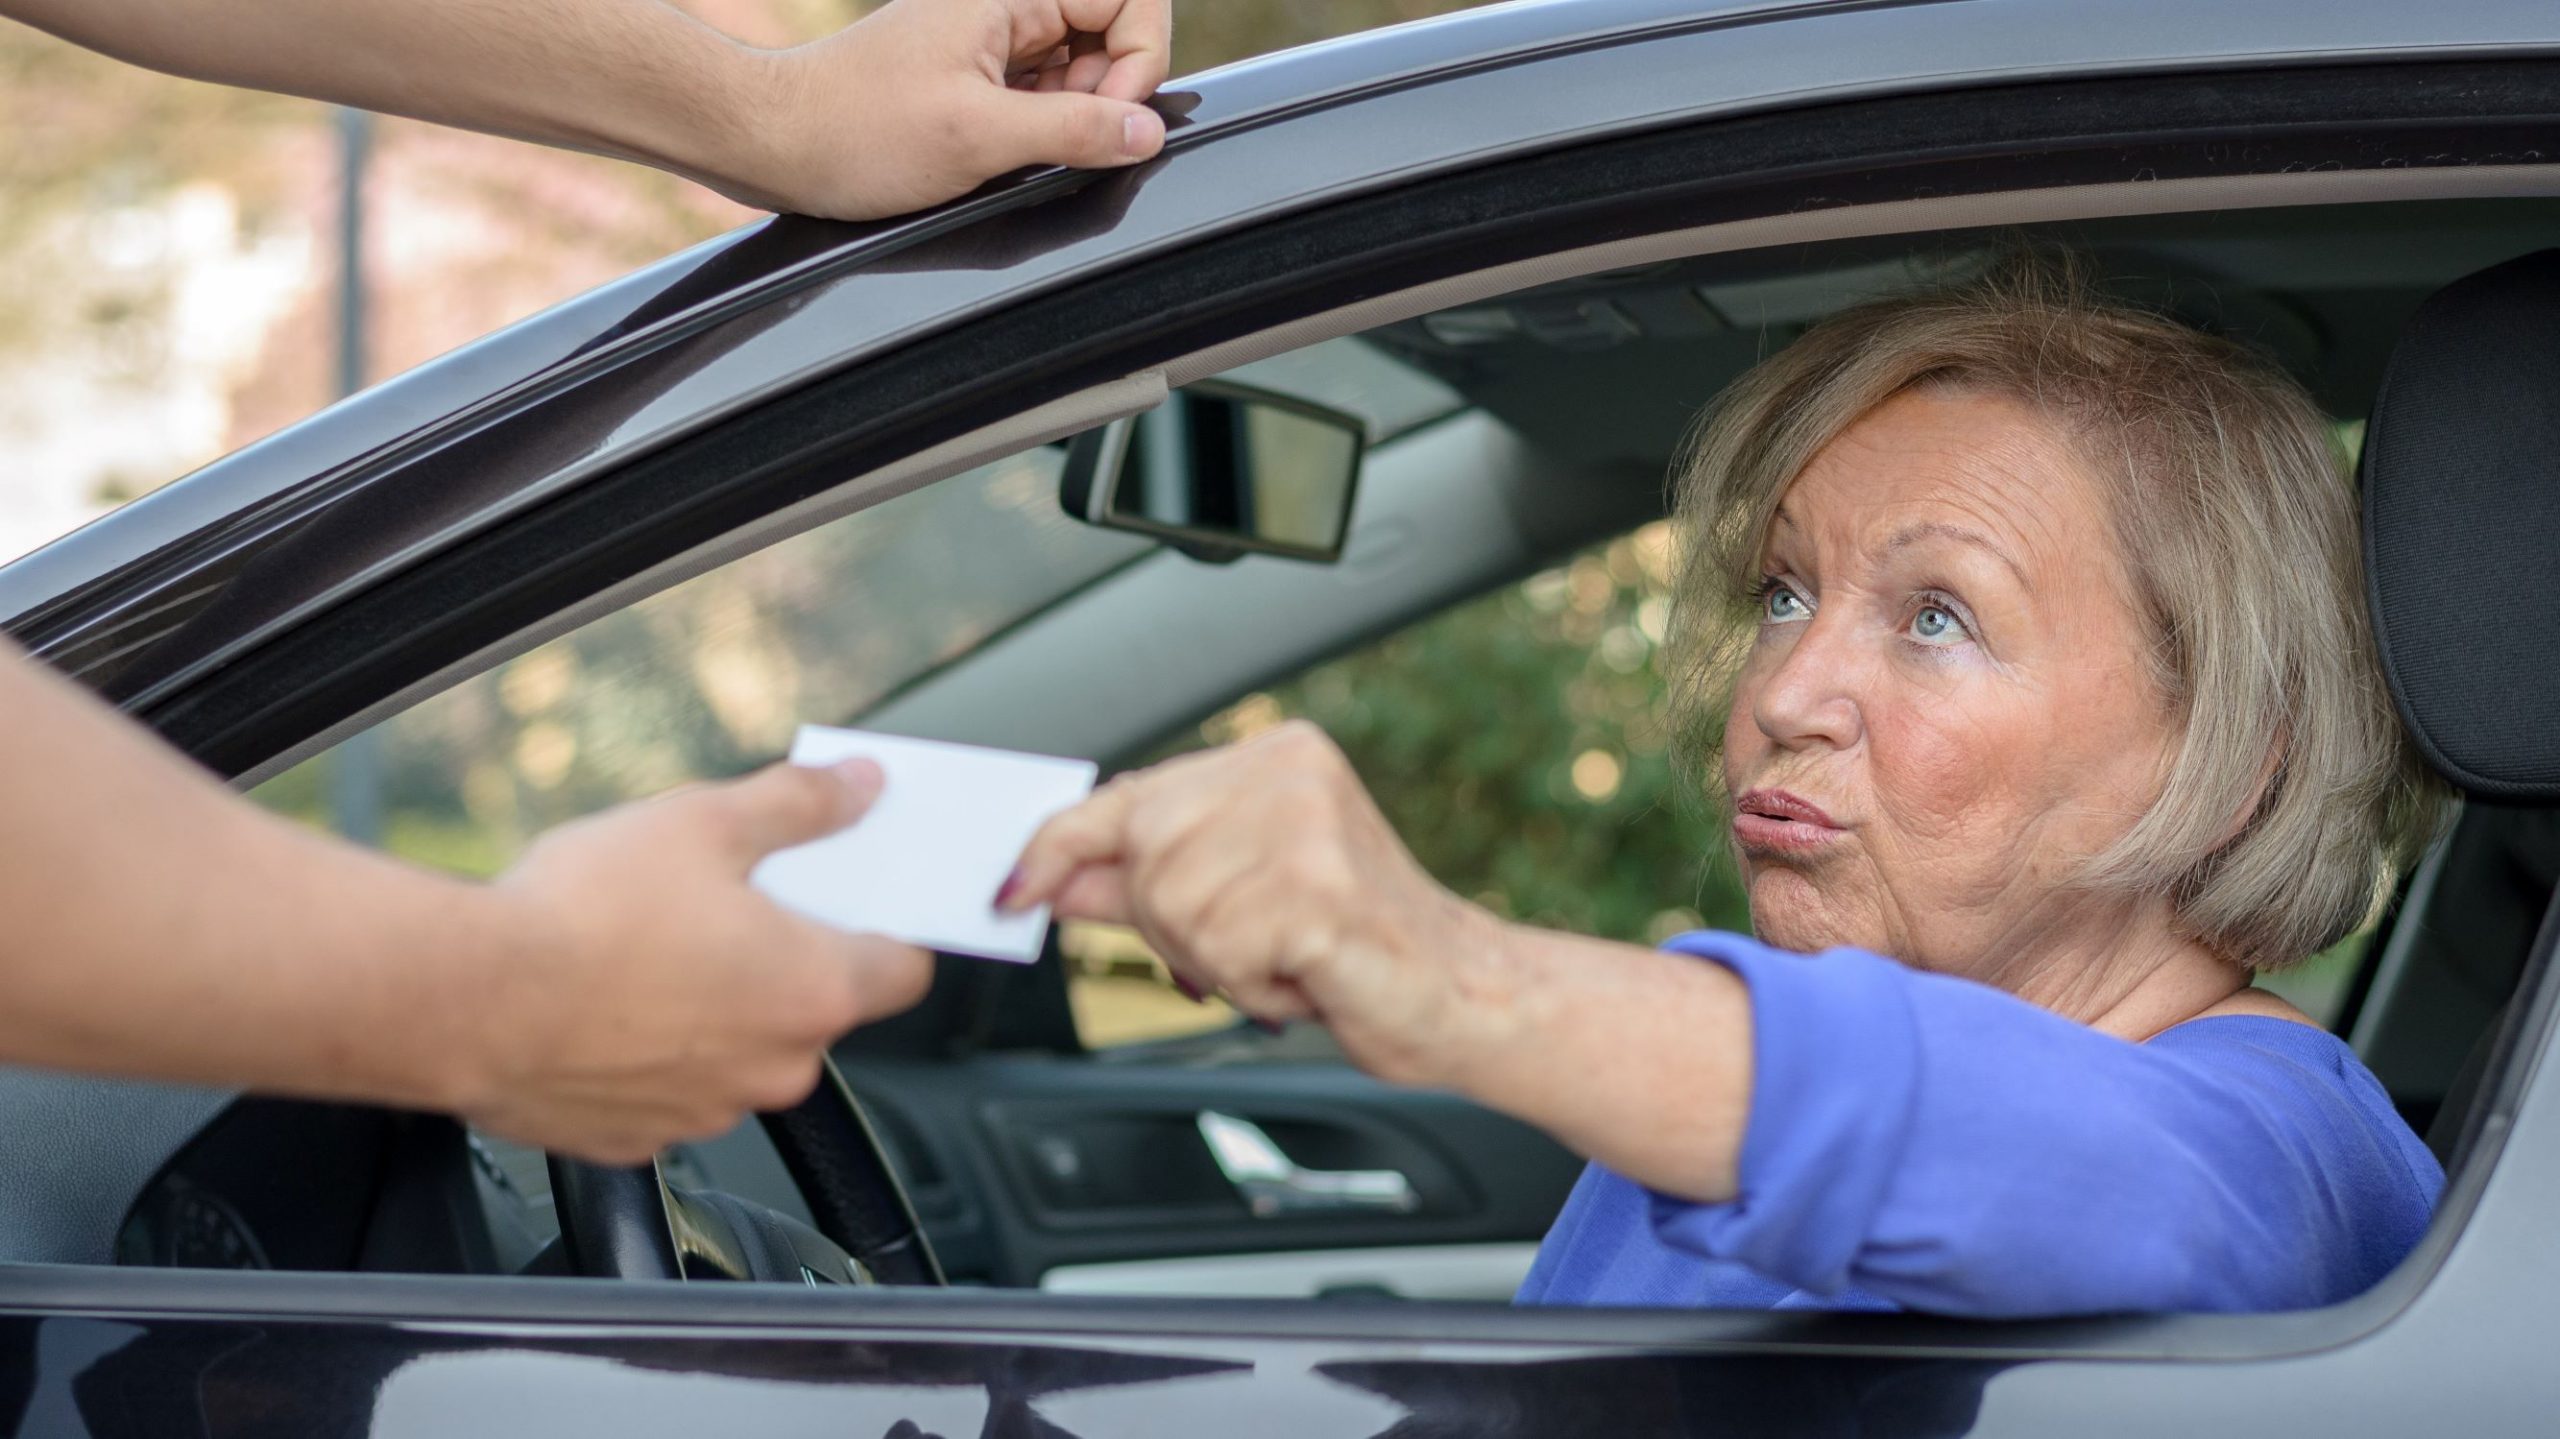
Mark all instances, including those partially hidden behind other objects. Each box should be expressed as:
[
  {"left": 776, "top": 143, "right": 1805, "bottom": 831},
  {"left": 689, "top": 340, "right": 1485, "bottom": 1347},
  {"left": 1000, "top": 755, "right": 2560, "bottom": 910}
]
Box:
[{"left": 999, "top": 777, "right": 1145, "bottom": 913}]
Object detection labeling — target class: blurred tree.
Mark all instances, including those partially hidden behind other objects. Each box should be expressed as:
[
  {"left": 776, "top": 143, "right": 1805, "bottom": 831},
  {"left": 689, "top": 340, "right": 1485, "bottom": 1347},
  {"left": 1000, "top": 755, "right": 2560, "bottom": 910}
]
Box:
[
  {"left": 1149, "top": 522, "right": 1754, "bottom": 948},
  {"left": 0, "top": 0, "right": 1493, "bottom": 537}
]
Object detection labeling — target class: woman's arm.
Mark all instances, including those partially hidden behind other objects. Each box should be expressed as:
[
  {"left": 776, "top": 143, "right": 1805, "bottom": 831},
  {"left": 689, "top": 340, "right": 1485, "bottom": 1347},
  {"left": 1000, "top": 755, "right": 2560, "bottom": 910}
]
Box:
[
  {"left": 1431, "top": 922, "right": 1759, "bottom": 1204},
  {"left": 0, "top": 0, "right": 1171, "bottom": 219},
  {"left": 1003, "top": 721, "right": 1759, "bottom": 1201},
  {"left": 1007, "top": 723, "right": 2441, "bottom": 1315}
]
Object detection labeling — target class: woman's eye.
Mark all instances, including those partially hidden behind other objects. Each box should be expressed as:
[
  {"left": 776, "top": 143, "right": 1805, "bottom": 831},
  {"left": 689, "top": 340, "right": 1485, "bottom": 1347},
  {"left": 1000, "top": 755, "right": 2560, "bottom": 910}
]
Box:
[
  {"left": 1910, "top": 604, "right": 1963, "bottom": 643},
  {"left": 1761, "top": 583, "right": 1809, "bottom": 623}
]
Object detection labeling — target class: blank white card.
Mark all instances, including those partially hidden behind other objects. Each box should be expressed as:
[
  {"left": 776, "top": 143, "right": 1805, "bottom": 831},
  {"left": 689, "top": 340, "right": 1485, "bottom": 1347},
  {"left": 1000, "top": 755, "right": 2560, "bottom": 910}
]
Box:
[{"left": 749, "top": 725, "right": 1098, "bottom": 963}]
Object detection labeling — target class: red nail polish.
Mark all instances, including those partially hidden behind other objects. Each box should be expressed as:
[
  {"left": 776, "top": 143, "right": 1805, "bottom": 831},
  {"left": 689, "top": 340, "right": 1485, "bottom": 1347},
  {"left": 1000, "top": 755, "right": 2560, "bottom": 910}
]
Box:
[
  {"left": 1172, "top": 973, "right": 1206, "bottom": 1004},
  {"left": 1252, "top": 1017, "right": 1285, "bottom": 1037},
  {"left": 992, "top": 867, "right": 1023, "bottom": 910}
]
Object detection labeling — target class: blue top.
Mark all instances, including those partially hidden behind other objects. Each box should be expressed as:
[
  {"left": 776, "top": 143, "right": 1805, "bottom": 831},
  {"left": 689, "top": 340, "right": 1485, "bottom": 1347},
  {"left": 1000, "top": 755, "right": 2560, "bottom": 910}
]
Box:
[{"left": 1515, "top": 932, "right": 2443, "bottom": 1317}]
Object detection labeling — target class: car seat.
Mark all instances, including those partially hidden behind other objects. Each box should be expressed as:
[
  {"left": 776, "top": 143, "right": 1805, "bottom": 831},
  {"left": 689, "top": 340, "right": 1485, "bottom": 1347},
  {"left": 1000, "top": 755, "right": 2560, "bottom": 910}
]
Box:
[{"left": 2356, "top": 248, "right": 2560, "bottom": 1165}]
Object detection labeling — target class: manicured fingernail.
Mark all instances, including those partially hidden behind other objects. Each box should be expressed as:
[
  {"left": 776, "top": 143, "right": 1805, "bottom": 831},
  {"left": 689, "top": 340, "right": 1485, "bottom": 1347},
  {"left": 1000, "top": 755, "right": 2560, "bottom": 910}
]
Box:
[
  {"left": 1171, "top": 973, "right": 1206, "bottom": 1004},
  {"left": 992, "top": 866, "right": 1024, "bottom": 912},
  {"left": 1252, "top": 1017, "right": 1285, "bottom": 1036}
]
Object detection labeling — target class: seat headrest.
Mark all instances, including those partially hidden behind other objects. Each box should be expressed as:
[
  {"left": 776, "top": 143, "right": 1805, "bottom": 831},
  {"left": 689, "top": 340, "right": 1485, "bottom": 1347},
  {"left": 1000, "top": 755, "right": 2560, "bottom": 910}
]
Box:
[{"left": 2365, "top": 249, "right": 2560, "bottom": 801}]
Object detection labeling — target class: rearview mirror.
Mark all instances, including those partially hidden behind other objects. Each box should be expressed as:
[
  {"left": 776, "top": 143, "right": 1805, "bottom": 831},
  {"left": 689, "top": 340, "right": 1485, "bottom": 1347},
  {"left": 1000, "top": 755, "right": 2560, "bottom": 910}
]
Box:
[{"left": 1060, "top": 382, "right": 1365, "bottom": 564}]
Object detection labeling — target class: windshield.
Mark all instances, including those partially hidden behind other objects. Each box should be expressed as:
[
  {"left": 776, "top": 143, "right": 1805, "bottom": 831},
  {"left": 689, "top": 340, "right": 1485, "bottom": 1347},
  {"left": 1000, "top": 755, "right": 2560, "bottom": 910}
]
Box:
[{"left": 252, "top": 444, "right": 1148, "bottom": 874}]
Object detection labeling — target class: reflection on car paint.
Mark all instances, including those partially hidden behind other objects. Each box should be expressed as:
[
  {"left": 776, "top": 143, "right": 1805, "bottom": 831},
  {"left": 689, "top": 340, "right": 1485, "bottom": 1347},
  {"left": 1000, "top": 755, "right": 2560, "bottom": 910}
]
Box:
[{"left": 13, "top": 1311, "right": 2020, "bottom": 1439}]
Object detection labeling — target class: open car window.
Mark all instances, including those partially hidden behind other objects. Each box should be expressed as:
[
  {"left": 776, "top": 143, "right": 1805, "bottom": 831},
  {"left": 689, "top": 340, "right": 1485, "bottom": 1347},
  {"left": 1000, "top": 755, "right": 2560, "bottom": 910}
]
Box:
[
  {"left": 243, "top": 334, "right": 1463, "bottom": 872},
  {"left": 216, "top": 203, "right": 2503, "bottom": 1319},
  {"left": 249, "top": 445, "right": 1149, "bottom": 871}
]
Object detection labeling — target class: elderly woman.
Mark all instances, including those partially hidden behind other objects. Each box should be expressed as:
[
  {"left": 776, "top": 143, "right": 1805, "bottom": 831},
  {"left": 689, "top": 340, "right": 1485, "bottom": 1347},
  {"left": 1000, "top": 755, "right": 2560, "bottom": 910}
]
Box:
[{"left": 1000, "top": 262, "right": 2450, "bottom": 1316}]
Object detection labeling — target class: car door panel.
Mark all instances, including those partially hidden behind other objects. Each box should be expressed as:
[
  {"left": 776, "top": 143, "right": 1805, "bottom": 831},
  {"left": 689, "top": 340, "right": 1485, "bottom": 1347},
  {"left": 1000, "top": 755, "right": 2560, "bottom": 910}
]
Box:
[{"left": 838, "top": 1052, "right": 1582, "bottom": 1295}]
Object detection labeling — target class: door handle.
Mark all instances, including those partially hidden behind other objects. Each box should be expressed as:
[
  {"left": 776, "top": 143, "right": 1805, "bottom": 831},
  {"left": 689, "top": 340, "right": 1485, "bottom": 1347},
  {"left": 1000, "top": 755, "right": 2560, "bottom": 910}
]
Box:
[{"left": 1196, "top": 1111, "right": 1421, "bottom": 1218}]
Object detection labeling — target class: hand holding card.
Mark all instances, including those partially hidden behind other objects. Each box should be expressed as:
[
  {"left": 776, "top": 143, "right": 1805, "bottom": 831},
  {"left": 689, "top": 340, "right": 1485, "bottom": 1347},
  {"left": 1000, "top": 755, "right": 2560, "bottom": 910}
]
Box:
[{"left": 749, "top": 726, "right": 1098, "bottom": 962}]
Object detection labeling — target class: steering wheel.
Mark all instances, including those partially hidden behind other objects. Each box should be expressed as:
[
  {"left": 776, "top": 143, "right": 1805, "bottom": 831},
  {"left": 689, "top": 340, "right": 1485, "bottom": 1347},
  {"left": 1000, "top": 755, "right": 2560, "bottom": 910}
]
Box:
[{"left": 545, "top": 1055, "right": 943, "bottom": 1285}]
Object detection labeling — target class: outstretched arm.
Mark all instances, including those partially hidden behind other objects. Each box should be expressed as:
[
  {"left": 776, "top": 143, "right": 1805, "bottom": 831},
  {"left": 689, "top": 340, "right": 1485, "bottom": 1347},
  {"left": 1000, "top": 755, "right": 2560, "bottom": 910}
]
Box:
[
  {"left": 0, "top": 0, "right": 1172, "bottom": 219},
  {"left": 1002, "top": 720, "right": 1760, "bottom": 1202},
  {"left": 1006, "top": 722, "right": 2441, "bottom": 1315},
  {"left": 0, "top": 640, "right": 930, "bottom": 1164}
]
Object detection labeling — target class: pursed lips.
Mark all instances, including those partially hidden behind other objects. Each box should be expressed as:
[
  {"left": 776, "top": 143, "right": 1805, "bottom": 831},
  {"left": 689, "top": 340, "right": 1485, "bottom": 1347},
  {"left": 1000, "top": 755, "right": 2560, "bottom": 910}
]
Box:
[{"left": 1731, "top": 786, "right": 1848, "bottom": 855}]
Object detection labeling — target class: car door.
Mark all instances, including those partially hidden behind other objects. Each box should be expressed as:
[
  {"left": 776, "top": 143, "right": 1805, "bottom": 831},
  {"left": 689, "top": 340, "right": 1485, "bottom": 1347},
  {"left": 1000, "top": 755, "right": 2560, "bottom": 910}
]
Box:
[{"left": 11, "top": 6, "right": 2560, "bottom": 1434}]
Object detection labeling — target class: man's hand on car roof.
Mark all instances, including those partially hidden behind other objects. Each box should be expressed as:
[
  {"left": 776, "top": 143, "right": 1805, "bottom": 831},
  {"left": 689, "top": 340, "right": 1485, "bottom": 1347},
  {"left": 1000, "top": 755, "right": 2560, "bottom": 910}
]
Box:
[
  {"left": 716, "top": 0, "right": 1174, "bottom": 219},
  {"left": 0, "top": 0, "right": 1173, "bottom": 222}
]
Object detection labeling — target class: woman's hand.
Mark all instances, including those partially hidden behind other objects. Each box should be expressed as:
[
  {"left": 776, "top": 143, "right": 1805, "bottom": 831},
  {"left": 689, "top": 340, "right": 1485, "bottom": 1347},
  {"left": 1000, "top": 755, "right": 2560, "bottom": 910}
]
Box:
[{"left": 1002, "top": 721, "right": 1509, "bottom": 1087}]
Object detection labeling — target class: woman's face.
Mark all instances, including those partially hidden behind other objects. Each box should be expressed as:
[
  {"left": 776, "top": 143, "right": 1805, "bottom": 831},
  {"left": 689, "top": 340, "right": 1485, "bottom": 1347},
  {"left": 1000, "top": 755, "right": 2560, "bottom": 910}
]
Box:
[{"left": 1720, "top": 386, "right": 2178, "bottom": 984}]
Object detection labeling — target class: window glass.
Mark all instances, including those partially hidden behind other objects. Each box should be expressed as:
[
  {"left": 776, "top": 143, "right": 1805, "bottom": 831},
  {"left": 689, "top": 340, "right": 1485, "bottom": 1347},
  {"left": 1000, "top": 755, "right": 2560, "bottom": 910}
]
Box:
[
  {"left": 1063, "top": 519, "right": 1753, "bottom": 1049},
  {"left": 252, "top": 445, "right": 1149, "bottom": 872}
]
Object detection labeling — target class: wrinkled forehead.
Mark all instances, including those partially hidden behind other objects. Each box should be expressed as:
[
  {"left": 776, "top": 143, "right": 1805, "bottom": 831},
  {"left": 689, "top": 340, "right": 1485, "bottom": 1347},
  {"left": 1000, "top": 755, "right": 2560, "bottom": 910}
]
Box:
[{"left": 1757, "top": 386, "right": 2118, "bottom": 584}]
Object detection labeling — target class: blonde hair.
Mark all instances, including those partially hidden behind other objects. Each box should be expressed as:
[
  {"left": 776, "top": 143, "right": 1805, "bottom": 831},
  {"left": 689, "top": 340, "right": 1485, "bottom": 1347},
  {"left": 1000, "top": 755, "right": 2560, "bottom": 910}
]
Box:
[{"left": 1666, "top": 256, "right": 2449, "bottom": 970}]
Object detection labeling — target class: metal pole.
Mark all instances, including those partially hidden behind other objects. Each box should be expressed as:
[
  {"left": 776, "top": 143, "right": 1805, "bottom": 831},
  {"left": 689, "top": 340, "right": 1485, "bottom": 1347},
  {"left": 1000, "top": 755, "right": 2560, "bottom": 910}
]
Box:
[{"left": 327, "top": 107, "right": 384, "bottom": 845}]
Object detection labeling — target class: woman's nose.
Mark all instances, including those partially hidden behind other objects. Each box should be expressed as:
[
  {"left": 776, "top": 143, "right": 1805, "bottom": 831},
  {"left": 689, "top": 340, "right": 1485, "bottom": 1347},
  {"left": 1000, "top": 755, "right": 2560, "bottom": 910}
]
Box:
[{"left": 1749, "top": 618, "right": 1864, "bottom": 752}]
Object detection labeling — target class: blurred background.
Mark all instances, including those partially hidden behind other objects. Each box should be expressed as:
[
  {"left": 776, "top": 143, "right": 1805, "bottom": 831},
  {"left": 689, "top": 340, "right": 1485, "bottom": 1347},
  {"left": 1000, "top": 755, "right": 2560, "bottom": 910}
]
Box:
[
  {"left": 6, "top": 0, "right": 2342, "bottom": 1044},
  {"left": 0, "top": 0, "right": 1498, "bottom": 562}
]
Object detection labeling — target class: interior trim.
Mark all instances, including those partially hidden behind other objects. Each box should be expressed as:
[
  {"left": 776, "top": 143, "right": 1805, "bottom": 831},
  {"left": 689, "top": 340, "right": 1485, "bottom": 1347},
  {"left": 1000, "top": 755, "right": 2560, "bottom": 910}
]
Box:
[
  {"left": 1162, "top": 163, "right": 2560, "bottom": 387},
  {"left": 1039, "top": 1241, "right": 1540, "bottom": 1300}
]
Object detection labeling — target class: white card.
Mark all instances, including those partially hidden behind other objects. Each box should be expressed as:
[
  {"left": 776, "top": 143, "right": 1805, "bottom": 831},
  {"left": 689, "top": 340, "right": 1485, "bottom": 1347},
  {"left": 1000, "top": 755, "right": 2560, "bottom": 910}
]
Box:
[{"left": 750, "top": 726, "right": 1098, "bottom": 963}]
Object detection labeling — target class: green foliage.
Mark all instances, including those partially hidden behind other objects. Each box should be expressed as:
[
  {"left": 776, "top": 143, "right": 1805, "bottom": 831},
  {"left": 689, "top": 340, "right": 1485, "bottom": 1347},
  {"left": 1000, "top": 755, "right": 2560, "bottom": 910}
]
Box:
[{"left": 1155, "top": 525, "right": 1754, "bottom": 946}]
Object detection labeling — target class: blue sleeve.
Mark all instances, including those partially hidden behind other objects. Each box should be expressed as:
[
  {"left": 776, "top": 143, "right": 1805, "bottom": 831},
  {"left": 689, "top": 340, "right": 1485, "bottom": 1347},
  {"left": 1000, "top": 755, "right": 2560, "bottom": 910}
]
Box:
[
  {"left": 1647, "top": 933, "right": 2442, "bottom": 1317},
  {"left": 1513, "top": 1164, "right": 1610, "bottom": 1304}
]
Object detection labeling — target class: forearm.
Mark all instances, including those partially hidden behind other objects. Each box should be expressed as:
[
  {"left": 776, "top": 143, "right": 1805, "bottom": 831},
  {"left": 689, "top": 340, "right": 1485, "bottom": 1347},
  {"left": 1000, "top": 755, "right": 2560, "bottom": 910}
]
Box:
[
  {"left": 1417, "top": 915, "right": 1755, "bottom": 1203},
  {"left": 1002, "top": 722, "right": 1757, "bottom": 1198},
  {"left": 0, "top": 642, "right": 505, "bottom": 1110},
  {"left": 0, "top": 0, "right": 764, "bottom": 193}
]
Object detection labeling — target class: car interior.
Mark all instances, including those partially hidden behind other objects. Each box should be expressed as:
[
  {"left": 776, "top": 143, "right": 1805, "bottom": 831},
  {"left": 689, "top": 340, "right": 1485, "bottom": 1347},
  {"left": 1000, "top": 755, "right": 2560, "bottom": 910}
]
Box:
[{"left": 67, "top": 195, "right": 2560, "bottom": 1312}]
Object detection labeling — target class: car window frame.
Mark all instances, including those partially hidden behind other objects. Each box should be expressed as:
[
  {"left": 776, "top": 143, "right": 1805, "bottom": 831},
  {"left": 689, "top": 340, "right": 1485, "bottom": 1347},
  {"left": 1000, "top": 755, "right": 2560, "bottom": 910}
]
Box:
[{"left": 22, "top": 61, "right": 2560, "bottom": 1366}]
